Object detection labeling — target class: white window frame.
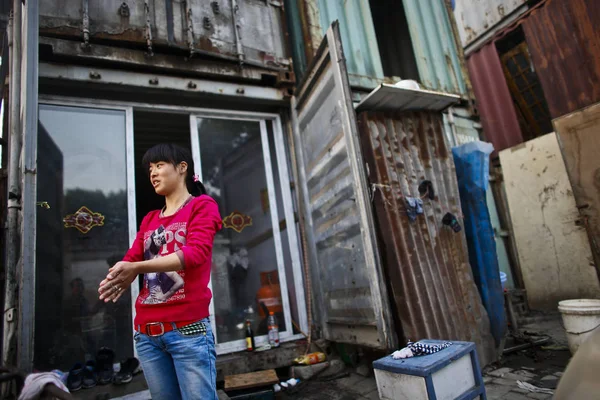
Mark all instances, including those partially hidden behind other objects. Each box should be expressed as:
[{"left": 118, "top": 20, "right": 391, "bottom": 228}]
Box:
[{"left": 39, "top": 95, "right": 308, "bottom": 357}]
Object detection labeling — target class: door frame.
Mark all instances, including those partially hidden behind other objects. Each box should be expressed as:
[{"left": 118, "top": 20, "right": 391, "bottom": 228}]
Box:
[
  {"left": 39, "top": 95, "right": 308, "bottom": 355},
  {"left": 289, "top": 22, "right": 396, "bottom": 349}
]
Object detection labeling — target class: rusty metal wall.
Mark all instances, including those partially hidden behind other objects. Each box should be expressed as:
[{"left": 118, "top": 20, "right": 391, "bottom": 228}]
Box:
[
  {"left": 39, "top": 0, "right": 290, "bottom": 70},
  {"left": 357, "top": 111, "right": 496, "bottom": 365},
  {"left": 467, "top": 43, "right": 524, "bottom": 154},
  {"left": 522, "top": 0, "right": 600, "bottom": 119}
]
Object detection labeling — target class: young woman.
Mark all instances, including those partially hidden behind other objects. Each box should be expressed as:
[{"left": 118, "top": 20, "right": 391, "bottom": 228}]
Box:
[{"left": 98, "top": 143, "right": 222, "bottom": 400}]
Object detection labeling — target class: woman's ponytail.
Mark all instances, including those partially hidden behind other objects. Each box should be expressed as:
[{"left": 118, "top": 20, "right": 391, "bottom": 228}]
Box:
[{"left": 188, "top": 174, "right": 207, "bottom": 196}]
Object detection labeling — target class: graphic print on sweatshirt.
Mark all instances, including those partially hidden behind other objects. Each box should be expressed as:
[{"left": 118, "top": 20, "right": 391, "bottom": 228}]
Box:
[{"left": 140, "top": 222, "right": 187, "bottom": 304}]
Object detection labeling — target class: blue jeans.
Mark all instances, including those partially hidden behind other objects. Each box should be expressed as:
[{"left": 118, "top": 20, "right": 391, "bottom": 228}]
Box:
[{"left": 134, "top": 318, "right": 217, "bottom": 400}]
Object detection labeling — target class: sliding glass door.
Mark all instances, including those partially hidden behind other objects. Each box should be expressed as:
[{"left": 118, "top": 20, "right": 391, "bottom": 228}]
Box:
[
  {"left": 190, "top": 112, "right": 306, "bottom": 354},
  {"left": 35, "top": 104, "right": 138, "bottom": 377}
]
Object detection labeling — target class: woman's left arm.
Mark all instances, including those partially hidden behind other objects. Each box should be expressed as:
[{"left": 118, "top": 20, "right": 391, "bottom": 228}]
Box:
[{"left": 100, "top": 197, "right": 222, "bottom": 302}]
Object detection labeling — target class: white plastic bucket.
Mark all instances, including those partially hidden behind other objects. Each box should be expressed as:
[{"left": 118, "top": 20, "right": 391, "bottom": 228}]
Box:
[{"left": 558, "top": 299, "right": 600, "bottom": 355}]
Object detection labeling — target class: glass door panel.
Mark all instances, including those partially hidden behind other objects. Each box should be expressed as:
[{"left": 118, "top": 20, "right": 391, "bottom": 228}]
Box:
[
  {"left": 190, "top": 116, "right": 292, "bottom": 349},
  {"left": 35, "top": 105, "right": 134, "bottom": 371}
]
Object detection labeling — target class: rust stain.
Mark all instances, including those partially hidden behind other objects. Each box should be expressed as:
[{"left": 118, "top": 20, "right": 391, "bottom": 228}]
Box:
[
  {"left": 197, "top": 36, "right": 220, "bottom": 53},
  {"left": 41, "top": 26, "right": 148, "bottom": 44}
]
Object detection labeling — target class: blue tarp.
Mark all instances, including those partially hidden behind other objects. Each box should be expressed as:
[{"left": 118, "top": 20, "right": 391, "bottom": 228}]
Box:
[{"left": 453, "top": 142, "right": 506, "bottom": 346}]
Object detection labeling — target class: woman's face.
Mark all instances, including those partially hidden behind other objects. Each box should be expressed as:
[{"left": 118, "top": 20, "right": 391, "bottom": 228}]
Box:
[{"left": 149, "top": 161, "right": 186, "bottom": 196}]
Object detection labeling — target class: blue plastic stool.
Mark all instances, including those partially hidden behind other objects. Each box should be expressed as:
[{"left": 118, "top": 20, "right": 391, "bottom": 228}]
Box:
[{"left": 373, "top": 340, "right": 487, "bottom": 400}]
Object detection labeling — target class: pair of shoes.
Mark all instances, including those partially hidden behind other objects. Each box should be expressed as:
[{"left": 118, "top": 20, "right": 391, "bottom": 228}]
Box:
[
  {"left": 66, "top": 348, "right": 116, "bottom": 391},
  {"left": 114, "top": 358, "right": 141, "bottom": 385}
]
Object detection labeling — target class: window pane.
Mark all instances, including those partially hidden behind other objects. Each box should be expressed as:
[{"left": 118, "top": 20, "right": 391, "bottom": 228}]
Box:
[
  {"left": 197, "top": 118, "right": 288, "bottom": 343},
  {"left": 514, "top": 74, "right": 527, "bottom": 91},
  {"left": 36, "top": 105, "right": 133, "bottom": 370},
  {"left": 506, "top": 59, "right": 519, "bottom": 75}
]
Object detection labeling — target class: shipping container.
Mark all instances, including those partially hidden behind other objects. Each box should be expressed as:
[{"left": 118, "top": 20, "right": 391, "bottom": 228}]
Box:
[
  {"left": 522, "top": 0, "right": 600, "bottom": 119},
  {"left": 299, "top": 0, "right": 467, "bottom": 95},
  {"left": 40, "top": 0, "right": 291, "bottom": 71},
  {"left": 467, "top": 43, "right": 524, "bottom": 154},
  {"left": 453, "top": 0, "right": 528, "bottom": 49}
]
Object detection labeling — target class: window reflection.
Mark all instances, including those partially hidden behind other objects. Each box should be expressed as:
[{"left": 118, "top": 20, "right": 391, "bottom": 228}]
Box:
[{"left": 35, "top": 105, "right": 133, "bottom": 370}]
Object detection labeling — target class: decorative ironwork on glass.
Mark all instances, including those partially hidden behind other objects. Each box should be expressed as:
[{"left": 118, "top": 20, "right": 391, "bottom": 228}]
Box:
[
  {"left": 222, "top": 211, "right": 252, "bottom": 233},
  {"left": 63, "top": 206, "right": 105, "bottom": 234}
]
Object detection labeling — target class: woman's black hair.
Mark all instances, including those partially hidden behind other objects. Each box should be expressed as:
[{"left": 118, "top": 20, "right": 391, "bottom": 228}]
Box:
[{"left": 142, "top": 143, "right": 206, "bottom": 196}]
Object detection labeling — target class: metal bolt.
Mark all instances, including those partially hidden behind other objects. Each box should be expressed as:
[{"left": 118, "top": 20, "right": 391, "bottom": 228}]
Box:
[
  {"left": 7, "top": 308, "right": 14, "bottom": 322},
  {"left": 211, "top": 1, "right": 220, "bottom": 14},
  {"left": 89, "top": 71, "right": 102, "bottom": 80},
  {"left": 149, "top": 78, "right": 159, "bottom": 85},
  {"left": 119, "top": 2, "right": 130, "bottom": 18},
  {"left": 187, "top": 81, "right": 197, "bottom": 89},
  {"left": 203, "top": 17, "right": 212, "bottom": 30}
]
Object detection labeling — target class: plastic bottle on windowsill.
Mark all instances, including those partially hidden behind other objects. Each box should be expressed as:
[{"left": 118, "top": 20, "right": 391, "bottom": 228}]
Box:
[{"left": 267, "top": 312, "right": 280, "bottom": 348}]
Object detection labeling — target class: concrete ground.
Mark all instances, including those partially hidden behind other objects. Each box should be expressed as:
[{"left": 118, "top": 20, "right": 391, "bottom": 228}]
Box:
[
  {"left": 282, "top": 373, "right": 380, "bottom": 400},
  {"left": 280, "top": 313, "right": 571, "bottom": 400},
  {"left": 481, "top": 313, "right": 570, "bottom": 400},
  {"left": 109, "top": 314, "right": 571, "bottom": 399}
]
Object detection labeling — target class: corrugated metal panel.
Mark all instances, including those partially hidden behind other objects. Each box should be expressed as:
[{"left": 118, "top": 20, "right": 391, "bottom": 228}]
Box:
[
  {"left": 357, "top": 111, "right": 496, "bottom": 365},
  {"left": 356, "top": 84, "right": 460, "bottom": 113},
  {"left": 443, "top": 108, "right": 480, "bottom": 146},
  {"left": 284, "top": 0, "right": 308, "bottom": 80},
  {"left": 522, "top": 0, "right": 600, "bottom": 119},
  {"left": 453, "top": 0, "right": 528, "bottom": 47},
  {"left": 402, "top": 0, "right": 466, "bottom": 95},
  {"left": 291, "top": 22, "right": 395, "bottom": 349},
  {"left": 39, "top": 0, "right": 291, "bottom": 70},
  {"left": 316, "top": 0, "right": 385, "bottom": 89},
  {"left": 467, "top": 43, "right": 523, "bottom": 154}
]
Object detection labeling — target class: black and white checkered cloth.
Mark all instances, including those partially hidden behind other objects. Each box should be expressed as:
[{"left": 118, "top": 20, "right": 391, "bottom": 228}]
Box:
[
  {"left": 406, "top": 341, "right": 452, "bottom": 356},
  {"left": 177, "top": 321, "right": 207, "bottom": 336}
]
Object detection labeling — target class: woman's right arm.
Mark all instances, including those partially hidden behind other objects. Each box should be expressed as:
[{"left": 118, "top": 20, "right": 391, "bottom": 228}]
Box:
[{"left": 122, "top": 215, "right": 149, "bottom": 263}]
